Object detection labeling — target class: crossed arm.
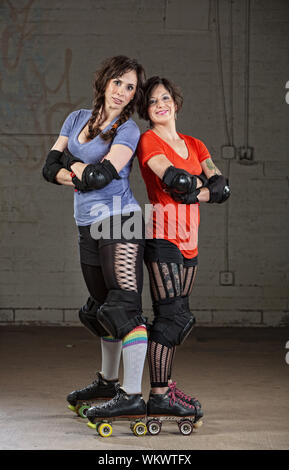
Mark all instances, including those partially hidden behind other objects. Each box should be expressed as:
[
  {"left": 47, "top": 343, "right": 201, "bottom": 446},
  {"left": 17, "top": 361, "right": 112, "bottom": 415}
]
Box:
[
  {"left": 146, "top": 153, "right": 222, "bottom": 203},
  {"left": 49, "top": 135, "right": 134, "bottom": 186}
]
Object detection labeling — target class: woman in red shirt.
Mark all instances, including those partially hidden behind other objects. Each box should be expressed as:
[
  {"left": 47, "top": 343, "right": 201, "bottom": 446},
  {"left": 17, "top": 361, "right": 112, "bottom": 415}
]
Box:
[{"left": 137, "top": 77, "right": 230, "bottom": 431}]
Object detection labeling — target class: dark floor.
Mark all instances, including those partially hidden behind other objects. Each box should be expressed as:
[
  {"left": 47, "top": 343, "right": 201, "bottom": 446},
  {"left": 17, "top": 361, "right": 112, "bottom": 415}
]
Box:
[{"left": 0, "top": 326, "right": 289, "bottom": 450}]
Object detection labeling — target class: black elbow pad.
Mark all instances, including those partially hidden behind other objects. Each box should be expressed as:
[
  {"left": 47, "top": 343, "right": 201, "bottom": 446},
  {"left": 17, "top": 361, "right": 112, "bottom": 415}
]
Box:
[
  {"left": 42, "top": 149, "right": 63, "bottom": 184},
  {"left": 82, "top": 159, "right": 120, "bottom": 190},
  {"left": 162, "top": 166, "right": 197, "bottom": 194},
  {"left": 42, "top": 163, "right": 62, "bottom": 185}
]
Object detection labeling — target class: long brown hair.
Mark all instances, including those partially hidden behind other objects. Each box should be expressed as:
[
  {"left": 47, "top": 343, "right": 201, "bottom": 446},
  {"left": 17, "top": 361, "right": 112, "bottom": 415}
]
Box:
[{"left": 87, "top": 56, "right": 145, "bottom": 141}]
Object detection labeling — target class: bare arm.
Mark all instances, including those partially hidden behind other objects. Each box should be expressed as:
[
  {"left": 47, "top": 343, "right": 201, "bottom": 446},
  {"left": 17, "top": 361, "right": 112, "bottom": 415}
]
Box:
[
  {"left": 201, "top": 157, "right": 222, "bottom": 179},
  {"left": 196, "top": 157, "right": 222, "bottom": 202},
  {"left": 50, "top": 136, "right": 74, "bottom": 186},
  {"left": 146, "top": 153, "right": 172, "bottom": 179}
]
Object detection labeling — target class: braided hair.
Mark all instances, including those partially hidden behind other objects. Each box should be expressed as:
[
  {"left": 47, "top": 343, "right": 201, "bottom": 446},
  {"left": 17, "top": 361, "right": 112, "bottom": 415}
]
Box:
[{"left": 86, "top": 56, "right": 145, "bottom": 142}]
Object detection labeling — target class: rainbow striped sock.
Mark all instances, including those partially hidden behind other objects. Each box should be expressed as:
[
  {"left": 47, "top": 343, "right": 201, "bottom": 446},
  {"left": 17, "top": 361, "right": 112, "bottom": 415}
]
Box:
[
  {"left": 122, "top": 326, "right": 148, "bottom": 349},
  {"left": 122, "top": 326, "right": 148, "bottom": 394}
]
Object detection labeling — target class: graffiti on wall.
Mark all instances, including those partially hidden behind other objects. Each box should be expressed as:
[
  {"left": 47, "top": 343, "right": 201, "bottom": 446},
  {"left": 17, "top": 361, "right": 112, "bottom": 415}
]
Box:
[{"left": 0, "top": 0, "right": 84, "bottom": 170}]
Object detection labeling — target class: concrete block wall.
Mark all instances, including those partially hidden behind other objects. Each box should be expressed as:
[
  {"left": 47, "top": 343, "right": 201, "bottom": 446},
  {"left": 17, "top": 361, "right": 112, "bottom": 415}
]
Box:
[{"left": 0, "top": 0, "right": 288, "bottom": 327}]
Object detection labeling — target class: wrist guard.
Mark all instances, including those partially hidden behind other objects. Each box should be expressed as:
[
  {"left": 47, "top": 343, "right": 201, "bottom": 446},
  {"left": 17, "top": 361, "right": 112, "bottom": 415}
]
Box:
[
  {"left": 71, "top": 174, "right": 93, "bottom": 192},
  {"left": 60, "top": 149, "right": 84, "bottom": 171},
  {"left": 171, "top": 189, "right": 200, "bottom": 204},
  {"left": 206, "top": 175, "right": 230, "bottom": 203},
  {"left": 82, "top": 159, "right": 120, "bottom": 190}
]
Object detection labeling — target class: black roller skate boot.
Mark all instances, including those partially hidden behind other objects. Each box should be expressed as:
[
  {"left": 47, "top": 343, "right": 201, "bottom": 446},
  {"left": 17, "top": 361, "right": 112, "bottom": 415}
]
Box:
[
  {"left": 168, "top": 381, "right": 203, "bottom": 422},
  {"left": 146, "top": 386, "right": 203, "bottom": 436},
  {"left": 67, "top": 372, "right": 120, "bottom": 418},
  {"left": 86, "top": 388, "right": 147, "bottom": 437}
]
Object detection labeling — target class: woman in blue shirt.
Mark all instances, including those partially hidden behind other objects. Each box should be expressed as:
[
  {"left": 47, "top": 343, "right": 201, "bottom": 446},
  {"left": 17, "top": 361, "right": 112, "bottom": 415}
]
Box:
[{"left": 42, "top": 56, "right": 148, "bottom": 426}]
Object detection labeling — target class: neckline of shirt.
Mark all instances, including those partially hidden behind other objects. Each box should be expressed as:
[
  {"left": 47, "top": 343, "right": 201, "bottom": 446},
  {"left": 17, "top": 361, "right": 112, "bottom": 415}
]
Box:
[
  {"left": 148, "top": 129, "right": 191, "bottom": 161},
  {"left": 76, "top": 111, "right": 120, "bottom": 145}
]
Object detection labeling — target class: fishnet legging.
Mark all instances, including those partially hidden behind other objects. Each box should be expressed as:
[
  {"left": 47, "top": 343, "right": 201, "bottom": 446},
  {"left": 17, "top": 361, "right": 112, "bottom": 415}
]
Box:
[
  {"left": 81, "top": 242, "right": 144, "bottom": 303},
  {"left": 146, "top": 261, "right": 197, "bottom": 388}
]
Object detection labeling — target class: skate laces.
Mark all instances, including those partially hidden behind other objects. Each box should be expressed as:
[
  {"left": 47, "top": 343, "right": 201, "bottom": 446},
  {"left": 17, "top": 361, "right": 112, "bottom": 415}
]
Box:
[
  {"left": 168, "top": 383, "right": 194, "bottom": 409},
  {"left": 100, "top": 388, "right": 123, "bottom": 409},
  {"left": 170, "top": 381, "right": 199, "bottom": 405}
]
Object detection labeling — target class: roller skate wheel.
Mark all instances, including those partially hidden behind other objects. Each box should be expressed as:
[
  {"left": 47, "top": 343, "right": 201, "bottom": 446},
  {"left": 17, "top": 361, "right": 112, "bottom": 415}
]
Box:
[
  {"left": 78, "top": 405, "right": 90, "bottom": 419},
  {"left": 147, "top": 419, "right": 162, "bottom": 435},
  {"left": 193, "top": 420, "right": 203, "bottom": 429},
  {"left": 98, "top": 422, "right": 113, "bottom": 437},
  {"left": 132, "top": 422, "right": 147, "bottom": 437},
  {"left": 68, "top": 405, "right": 76, "bottom": 413},
  {"left": 179, "top": 420, "right": 193, "bottom": 436}
]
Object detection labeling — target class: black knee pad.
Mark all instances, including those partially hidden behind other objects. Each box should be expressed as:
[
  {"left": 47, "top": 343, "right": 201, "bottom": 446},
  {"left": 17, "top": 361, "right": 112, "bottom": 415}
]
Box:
[
  {"left": 149, "top": 296, "right": 195, "bottom": 348},
  {"left": 79, "top": 296, "right": 108, "bottom": 337},
  {"left": 96, "top": 289, "right": 147, "bottom": 340}
]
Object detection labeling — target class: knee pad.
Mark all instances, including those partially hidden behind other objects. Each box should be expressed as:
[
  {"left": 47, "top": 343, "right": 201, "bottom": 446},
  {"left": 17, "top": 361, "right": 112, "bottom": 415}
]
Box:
[
  {"left": 96, "top": 289, "right": 147, "bottom": 340},
  {"left": 79, "top": 296, "right": 108, "bottom": 337},
  {"left": 149, "top": 296, "right": 195, "bottom": 348}
]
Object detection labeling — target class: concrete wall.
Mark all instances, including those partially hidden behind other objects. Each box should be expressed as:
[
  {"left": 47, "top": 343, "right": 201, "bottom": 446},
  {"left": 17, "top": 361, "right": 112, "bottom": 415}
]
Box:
[{"left": 0, "top": 0, "right": 288, "bottom": 327}]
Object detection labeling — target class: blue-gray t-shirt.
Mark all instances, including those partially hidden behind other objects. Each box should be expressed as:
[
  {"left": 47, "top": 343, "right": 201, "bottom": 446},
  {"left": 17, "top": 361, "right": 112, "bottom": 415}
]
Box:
[{"left": 59, "top": 109, "right": 142, "bottom": 226}]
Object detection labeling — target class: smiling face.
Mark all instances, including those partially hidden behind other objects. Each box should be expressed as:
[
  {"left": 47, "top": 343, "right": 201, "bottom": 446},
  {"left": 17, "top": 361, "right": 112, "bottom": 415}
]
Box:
[
  {"left": 104, "top": 69, "right": 138, "bottom": 113},
  {"left": 147, "top": 84, "right": 177, "bottom": 126}
]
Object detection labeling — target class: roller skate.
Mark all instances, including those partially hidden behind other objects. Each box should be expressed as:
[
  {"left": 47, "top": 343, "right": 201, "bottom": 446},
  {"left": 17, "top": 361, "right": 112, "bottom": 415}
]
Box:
[
  {"left": 146, "top": 385, "right": 203, "bottom": 436},
  {"left": 168, "top": 381, "right": 203, "bottom": 422},
  {"left": 86, "top": 387, "right": 147, "bottom": 437},
  {"left": 67, "top": 372, "right": 120, "bottom": 418}
]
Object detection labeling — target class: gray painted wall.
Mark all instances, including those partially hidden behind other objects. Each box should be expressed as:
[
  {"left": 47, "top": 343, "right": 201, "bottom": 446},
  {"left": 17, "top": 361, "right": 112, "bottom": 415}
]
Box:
[{"left": 0, "top": 0, "right": 288, "bottom": 326}]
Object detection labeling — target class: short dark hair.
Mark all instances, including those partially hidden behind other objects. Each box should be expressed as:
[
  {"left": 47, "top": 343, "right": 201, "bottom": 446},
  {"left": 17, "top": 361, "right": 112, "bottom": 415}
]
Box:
[{"left": 138, "top": 76, "right": 183, "bottom": 124}]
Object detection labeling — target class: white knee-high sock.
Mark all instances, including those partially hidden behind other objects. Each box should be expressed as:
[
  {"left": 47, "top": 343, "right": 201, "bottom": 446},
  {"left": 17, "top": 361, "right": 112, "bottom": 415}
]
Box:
[
  {"left": 100, "top": 336, "right": 122, "bottom": 381},
  {"left": 121, "top": 326, "right": 148, "bottom": 394}
]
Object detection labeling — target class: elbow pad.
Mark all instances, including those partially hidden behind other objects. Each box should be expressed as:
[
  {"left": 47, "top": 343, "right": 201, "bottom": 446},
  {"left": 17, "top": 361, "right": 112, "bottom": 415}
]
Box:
[
  {"left": 162, "top": 166, "right": 197, "bottom": 193},
  {"left": 42, "top": 149, "right": 63, "bottom": 184},
  {"left": 162, "top": 166, "right": 206, "bottom": 195},
  {"left": 82, "top": 159, "right": 120, "bottom": 190},
  {"left": 206, "top": 175, "right": 230, "bottom": 203}
]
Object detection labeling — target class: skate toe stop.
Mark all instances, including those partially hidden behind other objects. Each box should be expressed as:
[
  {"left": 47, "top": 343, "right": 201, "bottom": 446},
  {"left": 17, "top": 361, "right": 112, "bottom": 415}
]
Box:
[
  {"left": 87, "top": 422, "right": 97, "bottom": 429},
  {"left": 194, "top": 420, "right": 203, "bottom": 429}
]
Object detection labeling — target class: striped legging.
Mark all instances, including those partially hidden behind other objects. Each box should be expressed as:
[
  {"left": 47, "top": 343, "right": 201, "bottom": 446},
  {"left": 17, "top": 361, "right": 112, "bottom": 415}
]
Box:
[{"left": 146, "top": 260, "right": 197, "bottom": 388}]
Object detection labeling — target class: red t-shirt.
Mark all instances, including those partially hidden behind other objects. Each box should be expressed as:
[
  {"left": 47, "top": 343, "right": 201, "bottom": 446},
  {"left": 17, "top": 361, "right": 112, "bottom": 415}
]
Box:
[{"left": 137, "top": 129, "right": 211, "bottom": 258}]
